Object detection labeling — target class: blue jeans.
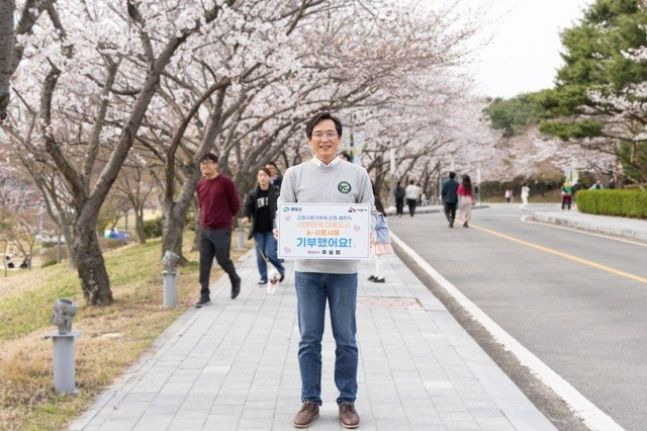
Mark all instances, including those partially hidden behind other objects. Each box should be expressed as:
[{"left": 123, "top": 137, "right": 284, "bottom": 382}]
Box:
[
  {"left": 253, "top": 231, "right": 284, "bottom": 282},
  {"left": 294, "top": 272, "right": 358, "bottom": 405}
]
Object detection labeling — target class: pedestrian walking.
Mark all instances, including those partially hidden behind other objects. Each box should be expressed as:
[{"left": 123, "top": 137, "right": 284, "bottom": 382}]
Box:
[
  {"left": 277, "top": 112, "right": 373, "bottom": 429},
  {"left": 504, "top": 189, "right": 512, "bottom": 203},
  {"left": 368, "top": 183, "right": 392, "bottom": 283},
  {"left": 561, "top": 180, "right": 573, "bottom": 211},
  {"left": 405, "top": 180, "right": 420, "bottom": 217},
  {"left": 195, "top": 153, "right": 242, "bottom": 308},
  {"left": 368, "top": 209, "right": 393, "bottom": 283},
  {"left": 421, "top": 192, "right": 428, "bottom": 207},
  {"left": 338, "top": 149, "right": 352, "bottom": 162},
  {"left": 457, "top": 174, "right": 476, "bottom": 228},
  {"left": 244, "top": 167, "right": 285, "bottom": 286},
  {"left": 394, "top": 182, "right": 405, "bottom": 216},
  {"left": 520, "top": 183, "right": 530, "bottom": 210},
  {"left": 265, "top": 161, "right": 283, "bottom": 189},
  {"left": 441, "top": 171, "right": 459, "bottom": 227}
]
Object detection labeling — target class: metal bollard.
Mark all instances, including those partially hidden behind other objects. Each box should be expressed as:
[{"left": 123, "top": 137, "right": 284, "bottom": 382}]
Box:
[
  {"left": 45, "top": 299, "right": 80, "bottom": 394},
  {"left": 161, "top": 251, "right": 179, "bottom": 308},
  {"left": 163, "top": 270, "right": 177, "bottom": 308}
]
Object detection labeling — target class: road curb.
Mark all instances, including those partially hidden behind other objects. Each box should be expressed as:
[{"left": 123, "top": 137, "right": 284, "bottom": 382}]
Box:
[{"left": 529, "top": 213, "right": 647, "bottom": 244}]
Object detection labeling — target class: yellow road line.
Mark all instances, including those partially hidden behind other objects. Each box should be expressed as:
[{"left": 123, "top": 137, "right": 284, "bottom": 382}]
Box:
[
  {"left": 471, "top": 223, "right": 647, "bottom": 285},
  {"left": 521, "top": 215, "right": 647, "bottom": 248}
]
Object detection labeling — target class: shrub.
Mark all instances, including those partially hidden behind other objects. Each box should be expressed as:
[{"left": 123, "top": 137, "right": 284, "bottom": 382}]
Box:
[
  {"left": 39, "top": 245, "right": 68, "bottom": 267},
  {"left": 41, "top": 259, "right": 58, "bottom": 268},
  {"left": 143, "top": 217, "right": 163, "bottom": 239},
  {"left": 576, "top": 190, "right": 647, "bottom": 219}
]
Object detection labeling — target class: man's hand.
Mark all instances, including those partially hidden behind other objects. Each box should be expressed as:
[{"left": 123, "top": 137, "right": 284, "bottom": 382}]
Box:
[
  {"left": 242, "top": 217, "right": 250, "bottom": 225},
  {"left": 273, "top": 228, "right": 279, "bottom": 240}
]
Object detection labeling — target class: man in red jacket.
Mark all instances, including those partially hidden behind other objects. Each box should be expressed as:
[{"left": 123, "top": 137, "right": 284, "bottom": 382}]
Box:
[{"left": 195, "top": 153, "right": 242, "bottom": 307}]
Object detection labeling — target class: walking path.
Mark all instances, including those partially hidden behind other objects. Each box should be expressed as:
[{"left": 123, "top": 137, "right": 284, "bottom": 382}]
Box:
[
  {"left": 69, "top": 249, "right": 554, "bottom": 430},
  {"left": 69, "top": 202, "right": 644, "bottom": 430}
]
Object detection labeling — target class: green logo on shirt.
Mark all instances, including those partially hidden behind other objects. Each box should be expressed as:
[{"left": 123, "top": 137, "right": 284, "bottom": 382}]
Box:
[{"left": 338, "top": 181, "right": 352, "bottom": 194}]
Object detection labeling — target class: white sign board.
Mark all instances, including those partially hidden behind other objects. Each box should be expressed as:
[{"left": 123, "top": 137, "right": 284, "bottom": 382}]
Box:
[{"left": 277, "top": 203, "right": 371, "bottom": 259}]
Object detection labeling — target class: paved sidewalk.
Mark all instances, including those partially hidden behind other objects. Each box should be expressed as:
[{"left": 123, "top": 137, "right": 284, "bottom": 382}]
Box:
[
  {"left": 529, "top": 206, "right": 647, "bottom": 243},
  {"left": 69, "top": 250, "right": 554, "bottom": 430}
]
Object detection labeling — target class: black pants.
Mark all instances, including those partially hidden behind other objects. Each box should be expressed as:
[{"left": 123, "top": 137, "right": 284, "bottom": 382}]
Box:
[
  {"left": 395, "top": 198, "right": 404, "bottom": 216},
  {"left": 406, "top": 199, "right": 417, "bottom": 217},
  {"left": 561, "top": 195, "right": 572, "bottom": 210},
  {"left": 443, "top": 202, "right": 457, "bottom": 222},
  {"left": 199, "top": 228, "right": 240, "bottom": 297}
]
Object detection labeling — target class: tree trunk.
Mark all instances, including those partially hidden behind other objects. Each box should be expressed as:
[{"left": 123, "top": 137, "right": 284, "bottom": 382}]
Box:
[
  {"left": 72, "top": 221, "right": 113, "bottom": 305},
  {"left": 0, "top": 0, "right": 14, "bottom": 120},
  {"left": 161, "top": 206, "right": 187, "bottom": 263},
  {"left": 135, "top": 206, "right": 146, "bottom": 244}
]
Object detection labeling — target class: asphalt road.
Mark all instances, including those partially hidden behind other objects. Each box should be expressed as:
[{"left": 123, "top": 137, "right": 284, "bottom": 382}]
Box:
[{"left": 389, "top": 204, "right": 647, "bottom": 431}]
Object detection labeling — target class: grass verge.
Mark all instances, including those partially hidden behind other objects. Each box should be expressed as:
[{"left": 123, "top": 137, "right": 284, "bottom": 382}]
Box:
[{"left": 0, "top": 232, "right": 251, "bottom": 430}]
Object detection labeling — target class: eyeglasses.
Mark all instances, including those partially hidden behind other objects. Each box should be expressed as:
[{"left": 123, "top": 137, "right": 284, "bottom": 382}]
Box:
[{"left": 312, "top": 131, "right": 338, "bottom": 140}]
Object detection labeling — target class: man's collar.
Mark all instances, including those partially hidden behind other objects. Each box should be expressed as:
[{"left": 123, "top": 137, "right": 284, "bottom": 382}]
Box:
[{"left": 311, "top": 157, "right": 341, "bottom": 168}]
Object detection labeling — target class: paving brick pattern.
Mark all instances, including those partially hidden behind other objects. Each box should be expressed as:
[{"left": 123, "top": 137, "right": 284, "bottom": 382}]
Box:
[{"left": 69, "top": 250, "right": 554, "bottom": 430}]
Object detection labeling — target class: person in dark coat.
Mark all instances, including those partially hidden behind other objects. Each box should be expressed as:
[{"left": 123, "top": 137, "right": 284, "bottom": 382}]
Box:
[
  {"left": 441, "top": 172, "right": 459, "bottom": 228},
  {"left": 394, "top": 181, "right": 405, "bottom": 216},
  {"left": 244, "top": 167, "right": 285, "bottom": 284},
  {"left": 265, "top": 161, "right": 283, "bottom": 189},
  {"left": 372, "top": 181, "right": 385, "bottom": 216}
]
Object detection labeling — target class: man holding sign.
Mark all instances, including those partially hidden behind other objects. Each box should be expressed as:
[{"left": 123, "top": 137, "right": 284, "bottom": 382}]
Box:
[{"left": 278, "top": 112, "right": 373, "bottom": 429}]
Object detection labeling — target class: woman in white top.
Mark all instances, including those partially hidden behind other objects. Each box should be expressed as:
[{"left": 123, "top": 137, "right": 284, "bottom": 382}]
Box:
[
  {"left": 520, "top": 184, "right": 530, "bottom": 210},
  {"left": 404, "top": 180, "right": 421, "bottom": 217}
]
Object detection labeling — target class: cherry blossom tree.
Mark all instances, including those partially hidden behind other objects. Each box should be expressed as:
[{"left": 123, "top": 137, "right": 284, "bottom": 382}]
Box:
[
  {"left": 135, "top": 0, "right": 484, "bottom": 260},
  {"left": 2, "top": 1, "right": 235, "bottom": 304}
]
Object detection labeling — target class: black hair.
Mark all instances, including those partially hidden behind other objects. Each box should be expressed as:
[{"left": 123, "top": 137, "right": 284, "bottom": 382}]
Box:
[
  {"left": 199, "top": 153, "right": 219, "bottom": 163},
  {"left": 305, "top": 112, "right": 342, "bottom": 139},
  {"left": 265, "top": 161, "right": 281, "bottom": 175},
  {"left": 462, "top": 175, "right": 472, "bottom": 194},
  {"left": 449, "top": 171, "right": 456, "bottom": 179},
  {"left": 339, "top": 150, "right": 352, "bottom": 161}
]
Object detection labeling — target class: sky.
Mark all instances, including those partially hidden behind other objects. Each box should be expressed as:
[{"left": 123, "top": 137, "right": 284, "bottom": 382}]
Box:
[{"left": 470, "top": 0, "right": 594, "bottom": 99}]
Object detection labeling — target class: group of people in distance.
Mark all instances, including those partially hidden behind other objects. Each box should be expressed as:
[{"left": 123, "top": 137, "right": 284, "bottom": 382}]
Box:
[{"left": 393, "top": 180, "right": 426, "bottom": 217}]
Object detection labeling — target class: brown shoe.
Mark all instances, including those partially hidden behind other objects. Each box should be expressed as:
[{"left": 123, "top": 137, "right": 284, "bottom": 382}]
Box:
[
  {"left": 339, "top": 402, "right": 360, "bottom": 428},
  {"left": 293, "top": 401, "right": 319, "bottom": 428}
]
